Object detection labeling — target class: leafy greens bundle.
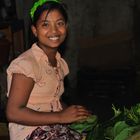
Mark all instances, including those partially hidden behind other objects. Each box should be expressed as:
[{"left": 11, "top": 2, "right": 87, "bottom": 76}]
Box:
[{"left": 69, "top": 103, "right": 140, "bottom": 140}]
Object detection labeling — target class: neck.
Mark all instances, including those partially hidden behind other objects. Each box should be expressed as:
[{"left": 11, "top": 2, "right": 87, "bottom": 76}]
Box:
[
  {"left": 48, "top": 53, "right": 57, "bottom": 67},
  {"left": 44, "top": 49, "right": 58, "bottom": 67}
]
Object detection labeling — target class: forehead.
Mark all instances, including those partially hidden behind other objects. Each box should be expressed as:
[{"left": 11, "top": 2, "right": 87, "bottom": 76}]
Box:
[{"left": 39, "top": 9, "right": 65, "bottom": 21}]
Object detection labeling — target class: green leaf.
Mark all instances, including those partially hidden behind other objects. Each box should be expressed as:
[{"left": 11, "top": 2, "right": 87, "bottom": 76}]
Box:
[
  {"left": 69, "top": 115, "right": 97, "bottom": 133},
  {"left": 114, "top": 126, "right": 138, "bottom": 140},
  {"left": 113, "top": 121, "right": 130, "bottom": 137}
]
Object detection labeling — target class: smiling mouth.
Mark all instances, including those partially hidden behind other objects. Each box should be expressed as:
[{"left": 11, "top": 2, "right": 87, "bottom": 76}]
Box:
[{"left": 48, "top": 36, "right": 59, "bottom": 41}]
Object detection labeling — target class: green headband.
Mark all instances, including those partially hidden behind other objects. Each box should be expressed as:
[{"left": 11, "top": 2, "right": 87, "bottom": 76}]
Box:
[{"left": 30, "top": 0, "right": 61, "bottom": 21}]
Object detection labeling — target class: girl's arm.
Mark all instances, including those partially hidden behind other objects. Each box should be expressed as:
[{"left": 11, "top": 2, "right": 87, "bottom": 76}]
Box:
[{"left": 6, "top": 73, "right": 90, "bottom": 126}]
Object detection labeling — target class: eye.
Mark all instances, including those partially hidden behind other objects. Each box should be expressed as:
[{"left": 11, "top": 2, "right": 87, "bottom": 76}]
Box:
[
  {"left": 42, "top": 21, "right": 49, "bottom": 27},
  {"left": 57, "top": 20, "right": 65, "bottom": 27}
]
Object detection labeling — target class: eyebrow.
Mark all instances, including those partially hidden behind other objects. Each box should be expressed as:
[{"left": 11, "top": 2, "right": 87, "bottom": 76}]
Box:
[{"left": 41, "top": 18, "right": 65, "bottom": 23}]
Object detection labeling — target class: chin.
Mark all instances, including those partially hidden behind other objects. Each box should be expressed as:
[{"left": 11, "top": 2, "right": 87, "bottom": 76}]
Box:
[
  {"left": 49, "top": 42, "right": 62, "bottom": 48},
  {"left": 48, "top": 44, "right": 60, "bottom": 49}
]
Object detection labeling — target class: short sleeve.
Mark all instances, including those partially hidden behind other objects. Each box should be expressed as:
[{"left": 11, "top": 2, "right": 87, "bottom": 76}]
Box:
[
  {"left": 59, "top": 58, "right": 69, "bottom": 76},
  {"left": 7, "top": 57, "right": 37, "bottom": 96},
  {"left": 7, "top": 58, "right": 36, "bottom": 81}
]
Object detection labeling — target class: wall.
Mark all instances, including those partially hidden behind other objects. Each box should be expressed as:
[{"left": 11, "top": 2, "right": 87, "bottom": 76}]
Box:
[
  {"left": 15, "top": 0, "right": 137, "bottom": 94},
  {"left": 63, "top": 0, "right": 135, "bottom": 93},
  {"left": 76, "top": 0, "right": 135, "bottom": 68}
]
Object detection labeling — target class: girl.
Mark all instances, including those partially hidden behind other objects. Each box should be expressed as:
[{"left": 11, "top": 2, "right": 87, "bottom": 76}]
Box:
[{"left": 6, "top": 0, "right": 90, "bottom": 139}]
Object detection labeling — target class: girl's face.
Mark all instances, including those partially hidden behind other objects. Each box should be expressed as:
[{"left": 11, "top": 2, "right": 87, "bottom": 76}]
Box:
[{"left": 32, "top": 9, "right": 67, "bottom": 49}]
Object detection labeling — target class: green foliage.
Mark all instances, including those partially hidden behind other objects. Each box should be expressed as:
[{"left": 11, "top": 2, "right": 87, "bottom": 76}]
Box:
[
  {"left": 69, "top": 115, "right": 97, "bottom": 134},
  {"left": 113, "top": 121, "right": 129, "bottom": 137},
  {"left": 114, "top": 126, "right": 138, "bottom": 140},
  {"left": 112, "top": 104, "right": 122, "bottom": 118},
  {"left": 86, "top": 103, "right": 140, "bottom": 140},
  {"left": 124, "top": 104, "right": 140, "bottom": 125},
  {"left": 102, "top": 104, "right": 140, "bottom": 140},
  {"left": 69, "top": 104, "right": 140, "bottom": 139}
]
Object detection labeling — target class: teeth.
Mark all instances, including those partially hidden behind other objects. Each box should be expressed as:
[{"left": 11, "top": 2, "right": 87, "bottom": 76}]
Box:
[{"left": 49, "top": 37, "right": 59, "bottom": 41}]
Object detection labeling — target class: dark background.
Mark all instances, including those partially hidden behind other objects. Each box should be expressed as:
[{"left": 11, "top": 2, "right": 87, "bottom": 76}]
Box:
[{"left": 1, "top": 0, "right": 140, "bottom": 123}]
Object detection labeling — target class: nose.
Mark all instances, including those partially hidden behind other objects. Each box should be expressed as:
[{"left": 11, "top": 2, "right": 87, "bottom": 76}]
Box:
[{"left": 50, "top": 24, "right": 58, "bottom": 33}]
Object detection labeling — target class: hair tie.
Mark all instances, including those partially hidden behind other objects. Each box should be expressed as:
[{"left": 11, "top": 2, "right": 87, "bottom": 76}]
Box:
[{"left": 30, "top": 0, "right": 61, "bottom": 21}]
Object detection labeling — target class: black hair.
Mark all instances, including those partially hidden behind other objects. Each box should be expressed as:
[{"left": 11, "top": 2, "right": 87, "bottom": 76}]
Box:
[{"left": 31, "top": 1, "right": 68, "bottom": 26}]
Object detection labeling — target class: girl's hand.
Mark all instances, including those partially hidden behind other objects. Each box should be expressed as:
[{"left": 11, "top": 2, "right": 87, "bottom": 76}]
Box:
[{"left": 58, "top": 105, "right": 91, "bottom": 123}]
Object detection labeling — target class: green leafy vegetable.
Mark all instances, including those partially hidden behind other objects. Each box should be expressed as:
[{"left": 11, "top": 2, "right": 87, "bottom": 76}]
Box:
[
  {"left": 124, "top": 104, "right": 140, "bottom": 125},
  {"left": 112, "top": 104, "right": 122, "bottom": 118},
  {"left": 114, "top": 126, "right": 139, "bottom": 140},
  {"left": 69, "top": 103, "right": 140, "bottom": 140},
  {"left": 113, "top": 121, "right": 130, "bottom": 137},
  {"left": 86, "top": 103, "right": 140, "bottom": 140},
  {"left": 69, "top": 115, "right": 97, "bottom": 134}
]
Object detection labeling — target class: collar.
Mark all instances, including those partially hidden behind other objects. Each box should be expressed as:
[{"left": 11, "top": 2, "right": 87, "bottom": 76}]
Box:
[{"left": 31, "top": 43, "right": 61, "bottom": 66}]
